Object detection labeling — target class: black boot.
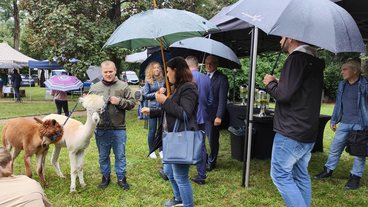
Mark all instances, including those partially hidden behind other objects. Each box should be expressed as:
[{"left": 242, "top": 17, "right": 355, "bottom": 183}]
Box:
[
  {"left": 314, "top": 166, "right": 333, "bottom": 179},
  {"left": 117, "top": 176, "right": 130, "bottom": 190},
  {"left": 345, "top": 174, "right": 361, "bottom": 190},
  {"left": 98, "top": 175, "right": 110, "bottom": 189}
]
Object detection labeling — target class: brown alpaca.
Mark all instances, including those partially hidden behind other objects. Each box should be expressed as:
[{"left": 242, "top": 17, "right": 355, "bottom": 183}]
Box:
[{"left": 1, "top": 117, "right": 63, "bottom": 187}]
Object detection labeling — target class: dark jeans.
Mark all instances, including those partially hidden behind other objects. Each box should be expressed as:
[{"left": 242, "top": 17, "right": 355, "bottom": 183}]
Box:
[
  {"left": 13, "top": 86, "right": 21, "bottom": 101},
  {"left": 55, "top": 100, "right": 69, "bottom": 116},
  {"left": 205, "top": 120, "right": 220, "bottom": 166},
  {"left": 195, "top": 124, "right": 207, "bottom": 180},
  {"left": 148, "top": 117, "right": 158, "bottom": 152}
]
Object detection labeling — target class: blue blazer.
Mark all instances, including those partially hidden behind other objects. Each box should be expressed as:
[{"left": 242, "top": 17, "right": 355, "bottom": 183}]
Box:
[{"left": 207, "top": 70, "right": 229, "bottom": 121}]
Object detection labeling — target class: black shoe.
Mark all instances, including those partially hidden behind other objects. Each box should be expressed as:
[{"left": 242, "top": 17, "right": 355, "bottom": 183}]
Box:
[
  {"left": 345, "top": 174, "right": 361, "bottom": 190},
  {"left": 314, "top": 167, "right": 333, "bottom": 179},
  {"left": 98, "top": 175, "right": 110, "bottom": 189},
  {"left": 191, "top": 176, "right": 205, "bottom": 185},
  {"left": 117, "top": 177, "right": 130, "bottom": 190},
  {"left": 159, "top": 167, "right": 169, "bottom": 181},
  {"left": 164, "top": 197, "right": 183, "bottom": 207},
  {"left": 206, "top": 163, "right": 216, "bottom": 171}
]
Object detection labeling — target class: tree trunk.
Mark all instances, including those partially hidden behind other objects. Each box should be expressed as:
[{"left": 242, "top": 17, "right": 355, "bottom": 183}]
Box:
[
  {"left": 109, "top": 0, "right": 122, "bottom": 70},
  {"left": 13, "top": 0, "right": 20, "bottom": 51}
]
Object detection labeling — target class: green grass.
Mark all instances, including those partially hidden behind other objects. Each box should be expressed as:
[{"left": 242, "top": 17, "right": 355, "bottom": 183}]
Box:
[{"left": 0, "top": 96, "right": 368, "bottom": 206}]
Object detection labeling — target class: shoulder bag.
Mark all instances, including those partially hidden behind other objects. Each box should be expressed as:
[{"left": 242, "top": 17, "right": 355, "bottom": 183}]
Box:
[
  {"left": 162, "top": 112, "right": 204, "bottom": 165},
  {"left": 345, "top": 130, "right": 368, "bottom": 157}
]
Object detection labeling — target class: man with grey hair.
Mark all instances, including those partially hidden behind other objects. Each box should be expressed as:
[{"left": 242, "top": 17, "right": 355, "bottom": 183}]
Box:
[
  {"left": 315, "top": 58, "right": 368, "bottom": 190},
  {"left": 205, "top": 55, "right": 229, "bottom": 171},
  {"left": 185, "top": 56, "right": 213, "bottom": 185},
  {"left": 90, "top": 60, "right": 135, "bottom": 190}
]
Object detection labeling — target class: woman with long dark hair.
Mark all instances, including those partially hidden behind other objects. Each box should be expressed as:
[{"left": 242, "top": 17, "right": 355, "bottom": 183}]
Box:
[{"left": 142, "top": 57, "right": 198, "bottom": 207}]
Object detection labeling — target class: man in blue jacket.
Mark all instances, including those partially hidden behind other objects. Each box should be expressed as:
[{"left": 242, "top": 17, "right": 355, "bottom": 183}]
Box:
[
  {"left": 186, "top": 56, "right": 213, "bottom": 184},
  {"left": 315, "top": 58, "right": 368, "bottom": 190},
  {"left": 205, "top": 55, "right": 229, "bottom": 171}
]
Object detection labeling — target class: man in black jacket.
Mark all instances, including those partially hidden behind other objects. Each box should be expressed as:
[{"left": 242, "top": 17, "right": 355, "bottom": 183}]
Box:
[{"left": 263, "top": 37, "right": 324, "bottom": 207}]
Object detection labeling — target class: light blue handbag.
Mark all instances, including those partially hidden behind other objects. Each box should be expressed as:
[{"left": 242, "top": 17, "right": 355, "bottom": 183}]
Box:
[{"left": 162, "top": 112, "right": 204, "bottom": 165}]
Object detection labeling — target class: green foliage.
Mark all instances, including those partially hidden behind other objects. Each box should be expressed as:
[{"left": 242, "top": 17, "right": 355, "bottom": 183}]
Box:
[
  {"left": 20, "top": 0, "right": 128, "bottom": 80},
  {"left": 222, "top": 52, "right": 285, "bottom": 101}
]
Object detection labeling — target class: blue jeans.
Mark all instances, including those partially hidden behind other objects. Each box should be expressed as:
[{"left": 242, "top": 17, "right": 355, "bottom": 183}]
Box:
[
  {"left": 325, "top": 123, "right": 365, "bottom": 176},
  {"left": 164, "top": 164, "right": 193, "bottom": 207},
  {"left": 195, "top": 124, "right": 207, "bottom": 180},
  {"left": 270, "top": 133, "right": 315, "bottom": 207},
  {"left": 95, "top": 129, "right": 127, "bottom": 180},
  {"left": 148, "top": 117, "right": 158, "bottom": 152}
]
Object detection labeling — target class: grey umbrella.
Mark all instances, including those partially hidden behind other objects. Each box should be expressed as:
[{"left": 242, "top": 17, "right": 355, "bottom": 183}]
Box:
[
  {"left": 226, "top": 0, "right": 366, "bottom": 188},
  {"left": 169, "top": 37, "right": 241, "bottom": 69},
  {"left": 227, "top": 0, "right": 365, "bottom": 53}
]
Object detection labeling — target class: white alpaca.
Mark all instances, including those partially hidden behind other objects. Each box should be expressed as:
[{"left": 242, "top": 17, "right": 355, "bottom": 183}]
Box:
[{"left": 43, "top": 94, "right": 105, "bottom": 193}]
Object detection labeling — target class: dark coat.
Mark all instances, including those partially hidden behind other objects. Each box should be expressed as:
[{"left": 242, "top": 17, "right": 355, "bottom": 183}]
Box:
[
  {"left": 11, "top": 72, "right": 22, "bottom": 88},
  {"left": 206, "top": 70, "right": 229, "bottom": 121},
  {"left": 150, "top": 82, "right": 199, "bottom": 132},
  {"left": 266, "top": 51, "right": 325, "bottom": 142}
]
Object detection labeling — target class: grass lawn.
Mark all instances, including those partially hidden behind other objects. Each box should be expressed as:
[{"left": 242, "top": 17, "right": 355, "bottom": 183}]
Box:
[{"left": 0, "top": 88, "right": 367, "bottom": 206}]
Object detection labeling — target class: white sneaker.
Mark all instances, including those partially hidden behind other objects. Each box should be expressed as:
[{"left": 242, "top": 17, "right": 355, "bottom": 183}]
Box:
[
  {"left": 159, "top": 151, "right": 163, "bottom": 159},
  {"left": 149, "top": 152, "right": 157, "bottom": 159}
]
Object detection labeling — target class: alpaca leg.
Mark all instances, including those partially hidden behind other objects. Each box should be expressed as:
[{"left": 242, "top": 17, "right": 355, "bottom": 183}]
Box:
[
  {"left": 69, "top": 152, "right": 78, "bottom": 193},
  {"left": 76, "top": 151, "right": 86, "bottom": 188},
  {"left": 10, "top": 148, "right": 21, "bottom": 170},
  {"left": 51, "top": 146, "right": 65, "bottom": 178},
  {"left": 24, "top": 153, "right": 33, "bottom": 178},
  {"left": 36, "top": 151, "right": 47, "bottom": 188}
]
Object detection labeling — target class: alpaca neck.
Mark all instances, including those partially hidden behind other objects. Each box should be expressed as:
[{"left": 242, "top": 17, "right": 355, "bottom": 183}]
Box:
[{"left": 82, "top": 114, "right": 98, "bottom": 137}]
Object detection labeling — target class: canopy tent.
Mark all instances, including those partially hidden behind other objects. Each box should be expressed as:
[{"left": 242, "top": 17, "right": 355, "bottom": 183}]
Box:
[
  {"left": 209, "top": 3, "right": 280, "bottom": 57},
  {"left": 28, "top": 60, "right": 64, "bottom": 70},
  {"left": 336, "top": 0, "right": 368, "bottom": 43},
  {"left": 0, "top": 43, "right": 36, "bottom": 66},
  {"left": 125, "top": 49, "right": 149, "bottom": 63}
]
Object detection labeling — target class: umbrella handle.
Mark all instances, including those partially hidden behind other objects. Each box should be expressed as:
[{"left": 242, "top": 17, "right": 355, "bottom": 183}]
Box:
[{"left": 270, "top": 38, "right": 287, "bottom": 75}]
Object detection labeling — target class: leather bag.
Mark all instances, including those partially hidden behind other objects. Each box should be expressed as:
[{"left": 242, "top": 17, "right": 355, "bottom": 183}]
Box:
[{"left": 162, "top": 112, "right": 204, "bottom": 165}]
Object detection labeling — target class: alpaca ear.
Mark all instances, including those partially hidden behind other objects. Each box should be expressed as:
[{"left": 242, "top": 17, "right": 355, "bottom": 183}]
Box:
[
  {"left": 51, "top": 119, "right": 57, "bottom": 126},
  {"left": 34, "top": 117, "right": 43, "bottom": 124}
]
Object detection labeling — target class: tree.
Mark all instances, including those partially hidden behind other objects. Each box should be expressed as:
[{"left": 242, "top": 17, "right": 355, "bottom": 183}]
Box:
[
  {"left": 20, "top": 0, "right": 128, "bottom": 79},
  {"left": 0, "top": 0, "right": 21, "bottom": 50}
]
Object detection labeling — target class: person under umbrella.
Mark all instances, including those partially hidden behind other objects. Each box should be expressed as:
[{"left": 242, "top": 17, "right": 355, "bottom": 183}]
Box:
[
  {"left": 142, "top": 57, "right": 198, "bottom": 207},
  {"left": 263, "top": 37, "right": 325, "bottom": 207},
  {"left": 51, "top": 90, "right": 69, "bottom": 116}
]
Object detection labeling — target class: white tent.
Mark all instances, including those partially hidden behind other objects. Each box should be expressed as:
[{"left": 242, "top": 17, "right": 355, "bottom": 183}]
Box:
[
  {"left": 125, "top": 49, "right": 148, "bottom": 63},
  {"left": 0, "top": 42, "right": 36, "bottom": 67}
]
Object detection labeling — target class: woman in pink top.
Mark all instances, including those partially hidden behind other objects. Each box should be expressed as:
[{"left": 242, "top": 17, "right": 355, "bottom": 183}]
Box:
[{"left": 51, "top": 90, "right": 69, "bottom": 116}]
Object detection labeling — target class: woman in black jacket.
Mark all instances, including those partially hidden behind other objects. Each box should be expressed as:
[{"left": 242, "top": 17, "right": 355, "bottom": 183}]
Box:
[{"left": 142, "top": 57, "right": 198, "bottom": 207}]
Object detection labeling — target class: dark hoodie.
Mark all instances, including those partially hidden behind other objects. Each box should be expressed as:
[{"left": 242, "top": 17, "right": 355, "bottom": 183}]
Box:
[{"left": 266, "top": 50, "right": 325, "bottom": 143}]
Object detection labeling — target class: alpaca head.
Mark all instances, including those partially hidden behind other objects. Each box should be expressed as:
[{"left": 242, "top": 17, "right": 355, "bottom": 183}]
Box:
[
  {"left": 34, "top": 118, "right": 64, "bottom": 147},
  {"left": 79, "top": 94, "right": 106, "bottom": 124}
]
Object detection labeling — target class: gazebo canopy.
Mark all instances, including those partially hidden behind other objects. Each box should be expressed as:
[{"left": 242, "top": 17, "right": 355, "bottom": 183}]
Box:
[{"left": 0, "top": 42, "right": 36, "bottom": 66}]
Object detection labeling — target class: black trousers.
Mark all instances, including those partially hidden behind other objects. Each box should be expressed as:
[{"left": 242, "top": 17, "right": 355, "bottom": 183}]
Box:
[
  {"left": 13, "top": 86, "right": 21, "bottom": 101},
  {"left": 205, "top": 120, "right": 220, "bottom": 166},
  {"left": 55, "top": 100, "right": 69, "bottom": 116}
]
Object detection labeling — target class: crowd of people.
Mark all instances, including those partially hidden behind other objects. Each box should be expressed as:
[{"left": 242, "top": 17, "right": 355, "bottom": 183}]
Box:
[{"left": 1, "top": 37, "right": 367, "bottom": 207}]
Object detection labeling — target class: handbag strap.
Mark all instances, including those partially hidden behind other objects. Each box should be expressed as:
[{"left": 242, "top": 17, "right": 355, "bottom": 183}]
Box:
[{"left": 172, "top": 111, "right": 189, "bottom": 132}]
